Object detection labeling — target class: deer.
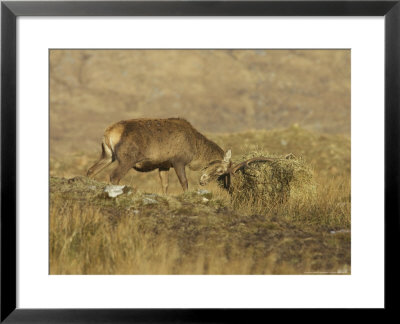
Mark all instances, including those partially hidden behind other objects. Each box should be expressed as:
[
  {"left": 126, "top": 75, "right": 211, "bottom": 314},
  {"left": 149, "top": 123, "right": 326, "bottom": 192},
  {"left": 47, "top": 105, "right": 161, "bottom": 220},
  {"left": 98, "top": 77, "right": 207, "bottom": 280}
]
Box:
[{"left": 86, "top": 118, "right": 232, "bottom": 194}]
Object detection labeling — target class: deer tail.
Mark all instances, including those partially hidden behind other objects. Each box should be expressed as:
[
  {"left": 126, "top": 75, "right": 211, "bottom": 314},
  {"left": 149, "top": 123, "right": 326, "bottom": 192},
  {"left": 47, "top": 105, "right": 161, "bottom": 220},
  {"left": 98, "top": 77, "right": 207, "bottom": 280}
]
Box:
[{"left": 102, "top": 136, "right": 115, "bottom": 162}]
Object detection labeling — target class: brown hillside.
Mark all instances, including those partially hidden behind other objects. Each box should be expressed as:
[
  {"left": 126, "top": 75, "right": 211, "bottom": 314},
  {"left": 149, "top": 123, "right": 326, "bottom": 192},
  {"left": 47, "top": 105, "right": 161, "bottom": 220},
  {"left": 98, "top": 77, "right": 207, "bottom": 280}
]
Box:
[{"left": 50, "top": 49, "right": 350, "bottom": 157}]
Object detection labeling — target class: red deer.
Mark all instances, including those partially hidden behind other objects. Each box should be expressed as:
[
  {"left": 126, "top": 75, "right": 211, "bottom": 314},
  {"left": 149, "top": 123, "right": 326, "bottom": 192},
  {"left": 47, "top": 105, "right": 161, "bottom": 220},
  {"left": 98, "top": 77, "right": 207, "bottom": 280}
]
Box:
[{"left": 87, "top": 118, "right": 232, "bottom": 194}]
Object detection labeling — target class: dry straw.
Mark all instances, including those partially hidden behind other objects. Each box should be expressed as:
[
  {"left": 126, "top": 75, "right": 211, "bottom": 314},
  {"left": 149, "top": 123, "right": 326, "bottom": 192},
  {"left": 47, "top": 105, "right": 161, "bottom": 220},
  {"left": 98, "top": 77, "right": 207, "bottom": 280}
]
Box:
[{"left": 229, "top": 150, "right": 315, "bottom": 210}]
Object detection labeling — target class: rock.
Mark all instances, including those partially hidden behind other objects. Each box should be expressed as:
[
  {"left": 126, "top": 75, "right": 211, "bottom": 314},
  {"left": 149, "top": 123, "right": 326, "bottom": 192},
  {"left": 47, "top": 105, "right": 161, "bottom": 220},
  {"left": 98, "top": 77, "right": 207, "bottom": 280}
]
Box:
[
  {"left": 196, "top": 189, "right": 212, "bottom": 199},
  {"left": 196, "top": 189, "right": 210, "bottom": 195},
  {"left": 104, "top": 185, "right": 126, "bottom": 198}
]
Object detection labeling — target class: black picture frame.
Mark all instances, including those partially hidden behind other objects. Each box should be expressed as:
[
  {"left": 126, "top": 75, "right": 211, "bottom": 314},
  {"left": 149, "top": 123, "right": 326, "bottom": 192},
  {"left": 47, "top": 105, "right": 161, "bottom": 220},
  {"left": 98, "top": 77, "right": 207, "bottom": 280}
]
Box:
[{"left": 1, "top": 0, "right": 399, "bottom": 322}]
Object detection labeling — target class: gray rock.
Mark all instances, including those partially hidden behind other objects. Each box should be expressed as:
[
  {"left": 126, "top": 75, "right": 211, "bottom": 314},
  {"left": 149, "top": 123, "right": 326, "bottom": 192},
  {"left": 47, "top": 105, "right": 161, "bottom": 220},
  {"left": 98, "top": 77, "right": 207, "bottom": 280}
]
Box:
[
  {"left": 104, "top": 185, "right": 126, "bottom": 198},
  {"left": 196, "top": 189, "right": 210, "bottom": 196}
]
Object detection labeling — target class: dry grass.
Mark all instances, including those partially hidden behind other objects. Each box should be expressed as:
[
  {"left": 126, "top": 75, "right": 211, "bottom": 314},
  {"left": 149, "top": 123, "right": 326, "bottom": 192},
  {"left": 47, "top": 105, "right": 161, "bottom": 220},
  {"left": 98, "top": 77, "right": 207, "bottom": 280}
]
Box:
[
  {"left": 50, "top": 159, "right": 350, "bottom": 275},
  {"left": 49, "top": 196, "right": 350, "bottom": 274},
  {"left": 208, "top": 169, "right": 350, "bottom": 230},
  {"left": 228, "top": 150, "right": 314, "bottom": 211}
]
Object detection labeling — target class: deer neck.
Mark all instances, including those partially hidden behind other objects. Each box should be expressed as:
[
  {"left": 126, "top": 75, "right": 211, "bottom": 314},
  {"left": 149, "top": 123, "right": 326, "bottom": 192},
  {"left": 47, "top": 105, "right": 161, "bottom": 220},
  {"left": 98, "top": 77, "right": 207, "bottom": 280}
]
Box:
[{"left": 189, "top": 135, "right": 224, "bottom": 171}]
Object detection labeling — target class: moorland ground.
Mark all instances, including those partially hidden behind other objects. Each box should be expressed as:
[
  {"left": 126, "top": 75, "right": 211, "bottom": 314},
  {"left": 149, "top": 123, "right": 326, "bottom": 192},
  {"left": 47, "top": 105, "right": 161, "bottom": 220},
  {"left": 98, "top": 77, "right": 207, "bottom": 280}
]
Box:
[{"left": 50, "top": 50, "right": 350, "bottom": 274}]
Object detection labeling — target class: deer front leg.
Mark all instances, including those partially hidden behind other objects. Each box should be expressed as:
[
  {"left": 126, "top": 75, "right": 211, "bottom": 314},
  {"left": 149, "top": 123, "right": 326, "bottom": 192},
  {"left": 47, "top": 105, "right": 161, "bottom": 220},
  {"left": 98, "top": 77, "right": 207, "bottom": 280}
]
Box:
[
  {"left": 173, "top": 163, "right": 188, "bottom": 192},
  {"left": 158, "top": 168, "right": 169, "bottom": 194}
]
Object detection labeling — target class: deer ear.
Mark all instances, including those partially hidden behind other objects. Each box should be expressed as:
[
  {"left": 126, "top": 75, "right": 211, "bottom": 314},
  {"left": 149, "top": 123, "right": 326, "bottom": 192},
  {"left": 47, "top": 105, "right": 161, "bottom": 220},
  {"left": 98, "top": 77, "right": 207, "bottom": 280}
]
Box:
[{"left": 223, "top": 149, "right": 232, "bottom": 162}]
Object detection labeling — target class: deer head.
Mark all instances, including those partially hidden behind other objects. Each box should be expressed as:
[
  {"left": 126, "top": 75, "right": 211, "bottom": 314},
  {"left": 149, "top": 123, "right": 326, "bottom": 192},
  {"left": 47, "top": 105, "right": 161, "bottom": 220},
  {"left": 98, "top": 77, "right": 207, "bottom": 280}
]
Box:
[
  {"left": 199, "top": 150, "right": 232, "bottom": 186},
  {"left": 199, "top": 152, "right": 295, "bottom": 188}
]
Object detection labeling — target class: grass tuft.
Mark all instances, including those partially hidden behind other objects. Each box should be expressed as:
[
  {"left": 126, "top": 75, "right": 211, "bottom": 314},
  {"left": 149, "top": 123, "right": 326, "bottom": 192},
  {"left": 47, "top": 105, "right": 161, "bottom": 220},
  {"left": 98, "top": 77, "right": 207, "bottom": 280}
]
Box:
[{"left": 229, "top": 150, "right": 314, "bottom": 213}]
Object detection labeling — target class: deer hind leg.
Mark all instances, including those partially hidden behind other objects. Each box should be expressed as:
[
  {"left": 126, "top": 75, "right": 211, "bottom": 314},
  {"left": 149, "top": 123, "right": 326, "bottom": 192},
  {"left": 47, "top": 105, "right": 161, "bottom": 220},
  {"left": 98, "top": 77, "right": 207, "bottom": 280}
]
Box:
[
  {"left": 109, "top": 140, "right": 143, "bottom": 185},
  {"left": 87, "top": 140, "right": 114, "bottom": 178},
  {"left": 158, "top": 168, "right": 169, "bottom": 194},
  {"left": 173, "top": 162, "right": 188, "bottom": 192},
  {"left": 109, "top": 161, "right": 135, "bottom": 185}
]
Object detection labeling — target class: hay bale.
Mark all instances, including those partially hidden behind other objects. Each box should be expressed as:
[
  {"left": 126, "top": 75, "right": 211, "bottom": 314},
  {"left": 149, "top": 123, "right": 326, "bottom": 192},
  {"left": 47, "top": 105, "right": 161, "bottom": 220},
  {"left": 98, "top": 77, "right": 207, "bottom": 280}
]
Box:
[{"left": 229, "top": 150, "right": 314, "bottom": 208}]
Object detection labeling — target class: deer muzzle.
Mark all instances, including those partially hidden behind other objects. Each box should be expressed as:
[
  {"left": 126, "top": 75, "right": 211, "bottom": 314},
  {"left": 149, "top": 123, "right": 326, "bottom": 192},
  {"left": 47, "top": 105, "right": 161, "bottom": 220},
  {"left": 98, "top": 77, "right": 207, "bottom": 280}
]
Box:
[{"left": 199, "top": 174, "right": 210, "bottom": 186}]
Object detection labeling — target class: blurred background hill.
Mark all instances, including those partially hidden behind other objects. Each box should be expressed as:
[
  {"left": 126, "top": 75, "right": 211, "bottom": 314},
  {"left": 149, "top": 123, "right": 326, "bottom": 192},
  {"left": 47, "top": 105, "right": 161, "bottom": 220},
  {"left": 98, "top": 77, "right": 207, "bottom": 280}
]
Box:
[{"left": 50, "top": 49, "right": 350, "bottom": 158}]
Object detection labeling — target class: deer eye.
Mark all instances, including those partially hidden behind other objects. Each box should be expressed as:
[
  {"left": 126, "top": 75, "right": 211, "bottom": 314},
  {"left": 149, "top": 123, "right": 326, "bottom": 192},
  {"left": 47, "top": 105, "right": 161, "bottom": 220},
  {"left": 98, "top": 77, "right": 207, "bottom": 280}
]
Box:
[{"left": 216, "top": 167, "right": 224, "bottom": 175}]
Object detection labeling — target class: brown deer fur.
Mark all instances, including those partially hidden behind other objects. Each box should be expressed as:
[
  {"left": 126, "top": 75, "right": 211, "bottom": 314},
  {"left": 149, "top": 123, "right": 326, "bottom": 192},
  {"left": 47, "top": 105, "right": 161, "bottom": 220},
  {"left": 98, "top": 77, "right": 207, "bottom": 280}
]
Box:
[{"left": 87, "top": 118, "right": 227, "bottom": 193}]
